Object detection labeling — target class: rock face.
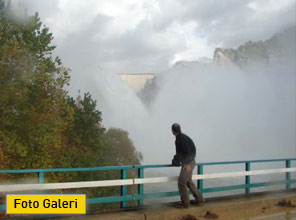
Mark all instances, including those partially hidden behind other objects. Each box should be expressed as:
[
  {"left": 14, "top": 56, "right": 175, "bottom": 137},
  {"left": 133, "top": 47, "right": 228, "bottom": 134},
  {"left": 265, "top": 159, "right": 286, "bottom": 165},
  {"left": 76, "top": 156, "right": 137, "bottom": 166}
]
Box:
[
  {"left": 137, "top": 74, "right": 159, "bottom": 108},
  {"left": 213, "top": 26, "right": 296, "bottom": 66},
  {"left": 132, "top": 26, "right": 296, "bottom": 107},
  {"left": 213, "top": 48, "right": 233, "bottom": 64}
]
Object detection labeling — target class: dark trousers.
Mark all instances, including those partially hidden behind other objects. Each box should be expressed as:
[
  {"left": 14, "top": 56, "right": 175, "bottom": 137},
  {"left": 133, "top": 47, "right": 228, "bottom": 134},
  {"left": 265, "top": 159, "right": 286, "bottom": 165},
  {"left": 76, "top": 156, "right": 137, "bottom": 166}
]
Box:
[{"left": 178, "top": 160, "right": 203, "bottom": 206}]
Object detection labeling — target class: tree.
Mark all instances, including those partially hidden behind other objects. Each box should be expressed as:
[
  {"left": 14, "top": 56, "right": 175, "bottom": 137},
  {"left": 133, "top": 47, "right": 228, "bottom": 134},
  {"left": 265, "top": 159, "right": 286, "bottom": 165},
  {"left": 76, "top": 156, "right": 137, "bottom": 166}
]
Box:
[
  {"left": 0, "top": 3, "right": 143, "bottom": 210},
  {"left": 0, "top": 1, "right": 73, "bottom": 170},
  {"left": 102, "top": 128, "right": 143, "bottom": 166},
  {"left": 65, "top": 92, "right": 105, "bottom": 168},
  {"left": 0, "top": 2, "right": 143, "bottom": 196}
]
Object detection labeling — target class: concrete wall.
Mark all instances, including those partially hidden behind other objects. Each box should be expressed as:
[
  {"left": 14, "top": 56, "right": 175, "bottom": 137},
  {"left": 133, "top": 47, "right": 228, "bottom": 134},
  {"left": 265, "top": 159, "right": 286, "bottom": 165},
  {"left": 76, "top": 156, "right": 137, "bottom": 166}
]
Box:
[{"left": 119, "top": 73, "right": 155, "bottom": 93}]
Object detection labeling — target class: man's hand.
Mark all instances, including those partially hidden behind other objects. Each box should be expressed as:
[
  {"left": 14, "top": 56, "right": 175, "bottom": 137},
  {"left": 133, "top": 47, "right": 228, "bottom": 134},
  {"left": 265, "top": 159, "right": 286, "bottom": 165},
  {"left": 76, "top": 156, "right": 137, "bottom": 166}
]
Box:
[{"left": 184, "top": 165, "right": 191, "bottom": 172}]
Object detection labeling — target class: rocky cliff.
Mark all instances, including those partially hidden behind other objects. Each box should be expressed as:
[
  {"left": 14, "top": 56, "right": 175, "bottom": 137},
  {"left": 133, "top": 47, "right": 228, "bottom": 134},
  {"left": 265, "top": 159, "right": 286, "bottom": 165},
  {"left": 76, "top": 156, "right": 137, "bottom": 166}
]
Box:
[{"left": 213, "top": 26, "right": 296, "bottom": 66}]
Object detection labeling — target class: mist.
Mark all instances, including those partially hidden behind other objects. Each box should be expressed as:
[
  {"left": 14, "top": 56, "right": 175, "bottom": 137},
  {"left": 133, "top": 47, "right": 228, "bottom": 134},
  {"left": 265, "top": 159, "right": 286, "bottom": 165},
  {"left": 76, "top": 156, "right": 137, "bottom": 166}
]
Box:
[
  {"left": 147, "top": 61, "right": 295, "bottom": 164},
  {"left": 71, "top": 52, "right": 295, "bottom": 165},
  {"left": 11, "top": 0, "right": 295, "bottom": 165}
]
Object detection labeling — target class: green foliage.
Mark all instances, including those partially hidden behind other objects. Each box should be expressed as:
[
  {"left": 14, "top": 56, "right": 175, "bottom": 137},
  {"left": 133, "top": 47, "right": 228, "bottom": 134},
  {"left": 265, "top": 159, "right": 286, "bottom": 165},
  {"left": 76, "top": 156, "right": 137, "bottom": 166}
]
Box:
[
  {"left": 0, "top": 5, "right": 143, "bottom": 209},
  {"left": 65, "top": 93, "right": 105, "bottom": 168},
  {"left": 0, "top": 2, "right": 73, "bottom": 170},
  {"left": 102, "top": 128, "right": 142, "bottom": 166},
  {"left": 58, "top": 96, "right": 142, "bottom": 209}
]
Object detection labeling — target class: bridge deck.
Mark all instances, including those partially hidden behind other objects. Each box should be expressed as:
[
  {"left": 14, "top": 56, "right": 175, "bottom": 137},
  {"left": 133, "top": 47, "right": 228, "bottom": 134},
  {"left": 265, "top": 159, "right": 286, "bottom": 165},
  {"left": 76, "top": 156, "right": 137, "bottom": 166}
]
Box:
[{"left": 48, "top": 191, "right": 296, "bottom": 220}]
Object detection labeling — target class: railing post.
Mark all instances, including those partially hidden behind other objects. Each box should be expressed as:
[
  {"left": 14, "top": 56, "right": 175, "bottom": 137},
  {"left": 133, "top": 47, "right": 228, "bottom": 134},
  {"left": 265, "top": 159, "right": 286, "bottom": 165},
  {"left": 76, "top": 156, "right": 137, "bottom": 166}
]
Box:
[
  {"left": 137, "top": 168, "right": 144, "bottom": 206},
  {"left": 245, "top": 162, "right": 250, "bottom": 194},
  {"left": 286, "top": 160, "right": 291, "bottom": 190},
  {"left": 39, "top": 172, "right": 44, "bottom": 194},
  {"left": 197, "top": 165, "right": 203, "bottom": 194},
  {"left": 39, "top": 172, "right": 44, "bottom": 184},
  {"left": 120, "top": 169, "right": 127, "bottom": 208}
]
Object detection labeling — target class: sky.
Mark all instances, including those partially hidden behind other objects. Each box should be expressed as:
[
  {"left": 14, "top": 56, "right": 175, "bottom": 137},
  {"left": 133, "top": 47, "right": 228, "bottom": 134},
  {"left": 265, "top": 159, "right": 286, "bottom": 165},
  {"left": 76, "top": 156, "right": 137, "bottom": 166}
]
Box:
[
  {"left": 10, "top": 0, "right": 296, "bottom": 164},
  {"left": 17, "top": 0, "right": 296, "bottom": 73}
]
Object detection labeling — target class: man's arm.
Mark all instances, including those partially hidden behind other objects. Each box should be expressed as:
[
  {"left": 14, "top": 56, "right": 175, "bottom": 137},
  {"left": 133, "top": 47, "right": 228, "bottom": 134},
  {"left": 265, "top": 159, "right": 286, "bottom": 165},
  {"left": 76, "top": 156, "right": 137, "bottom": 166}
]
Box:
[
  {"left": 180, "top": 136, "right": 194, "bottom": 165},
  {"left": 172, "top": 139, "right": 182, "bottom": 166}
]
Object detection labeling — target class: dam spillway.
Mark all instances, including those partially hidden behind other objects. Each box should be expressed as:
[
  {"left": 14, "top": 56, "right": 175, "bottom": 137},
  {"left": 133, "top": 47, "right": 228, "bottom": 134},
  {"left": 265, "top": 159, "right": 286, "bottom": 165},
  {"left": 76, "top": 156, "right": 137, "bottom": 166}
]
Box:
[{"left": 119, "top": 73, "right": 155, "bottom": 93}]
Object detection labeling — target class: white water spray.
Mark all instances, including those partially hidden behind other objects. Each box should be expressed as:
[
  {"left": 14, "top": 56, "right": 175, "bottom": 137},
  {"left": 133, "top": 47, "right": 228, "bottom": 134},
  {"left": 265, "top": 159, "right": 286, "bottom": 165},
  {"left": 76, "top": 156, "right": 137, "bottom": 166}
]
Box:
[{"left": 72, "top": 56, "right": 295, "bottom": 165}]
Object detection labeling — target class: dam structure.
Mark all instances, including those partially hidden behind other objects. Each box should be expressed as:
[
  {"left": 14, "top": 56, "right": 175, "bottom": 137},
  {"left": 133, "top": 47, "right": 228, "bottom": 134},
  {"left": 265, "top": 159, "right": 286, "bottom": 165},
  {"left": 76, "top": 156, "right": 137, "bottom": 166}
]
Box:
[{"left": 119, "top": 73, "right": 155, "bottom": 93}]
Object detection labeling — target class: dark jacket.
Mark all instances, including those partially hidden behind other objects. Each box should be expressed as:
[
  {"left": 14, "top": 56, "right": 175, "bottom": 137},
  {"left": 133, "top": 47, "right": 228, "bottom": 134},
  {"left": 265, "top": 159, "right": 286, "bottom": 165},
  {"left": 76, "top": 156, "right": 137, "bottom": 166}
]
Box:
[{"left": 174, "top": 133, "right": 196, "bottom": 165}]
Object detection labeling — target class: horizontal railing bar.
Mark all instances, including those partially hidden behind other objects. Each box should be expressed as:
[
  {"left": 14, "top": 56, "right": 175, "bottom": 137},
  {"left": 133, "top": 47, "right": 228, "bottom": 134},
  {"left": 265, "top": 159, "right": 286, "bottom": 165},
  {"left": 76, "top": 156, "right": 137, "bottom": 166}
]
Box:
[
  {"left": 198, "top": 158, "right": 296, "bottom": 166},
  {"left": 135, "top": 158, "right": 296, "bottom": 169},
  {"left": 87, "top": 195, "right": 134, "bottom": 204},
  {"left": 134, "top": 191, "right": 180, "bottom": 199},
  {"left": 203, "top": 180, "right": 296, "bottom": 193},
  {"left": 134, "top": 176, "right": 178, "bottom": 184},
  {"left": 1, "top": 168, "right": 295, "bottom": 192},
  {"left": 1, "top": 158, "right": 295, "bottom": 174},
  {"left": 203, "top": 184, "right": 246, "bottom": 193},
  {"left": 0, "top": 179, "right": 134, "bottom": 192},
  {"left": 192, "top": 168, "right": 296, "bottom": 180},
  {"left": 133, "top": 164, "right": 172, "bottom": 169},
  {"left": 248, "top": 179, "right": 296, "bottom": 188},
  {"left": 0, "top": 166, "right": 134, "bottom": 174},
  {"left": 134, "top": 168, "right": 296, "bottom": 184},
  {"left": 197, "top": 158, "right": 296, "bottom": 166}
]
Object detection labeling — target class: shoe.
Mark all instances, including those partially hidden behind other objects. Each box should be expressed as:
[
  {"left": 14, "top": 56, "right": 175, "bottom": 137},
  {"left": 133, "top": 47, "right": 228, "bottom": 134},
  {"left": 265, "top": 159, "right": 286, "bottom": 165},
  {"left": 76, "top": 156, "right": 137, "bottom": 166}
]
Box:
[
  {"left": 194, "top": 196, "right": 205, "bottom": 203},
  {"left": 175, "top": 203, "right": 190, "bottom": 209},
  {"left": 192, "top": 198, "right": 205, "bottom": 206}
]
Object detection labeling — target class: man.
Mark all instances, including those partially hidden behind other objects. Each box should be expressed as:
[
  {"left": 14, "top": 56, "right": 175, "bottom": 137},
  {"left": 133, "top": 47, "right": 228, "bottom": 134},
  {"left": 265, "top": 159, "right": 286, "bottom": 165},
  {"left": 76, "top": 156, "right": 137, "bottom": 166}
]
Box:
[{"left": 171, "top": 123, "right": 204, "bottom": 208}]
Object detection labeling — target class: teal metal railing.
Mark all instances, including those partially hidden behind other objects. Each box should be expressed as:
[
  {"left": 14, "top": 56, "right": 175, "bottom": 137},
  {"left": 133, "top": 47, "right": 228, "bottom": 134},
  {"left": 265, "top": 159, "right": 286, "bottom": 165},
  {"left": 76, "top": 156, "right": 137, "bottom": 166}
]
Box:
[{"left": 0, "top": 158, "right": 295, "bottom": 211}]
